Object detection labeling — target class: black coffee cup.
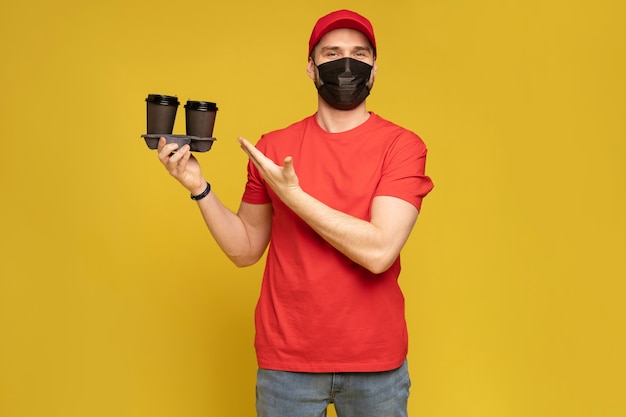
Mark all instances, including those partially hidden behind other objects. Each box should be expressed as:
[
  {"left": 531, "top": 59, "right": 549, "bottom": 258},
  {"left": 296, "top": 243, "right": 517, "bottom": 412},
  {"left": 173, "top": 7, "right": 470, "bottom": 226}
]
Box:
[
  {"left": 185, "top": 100, "right": 218, "bottom": 138},
  {"left": 146, "top": 94, "right": 180, "bottom": 134}
]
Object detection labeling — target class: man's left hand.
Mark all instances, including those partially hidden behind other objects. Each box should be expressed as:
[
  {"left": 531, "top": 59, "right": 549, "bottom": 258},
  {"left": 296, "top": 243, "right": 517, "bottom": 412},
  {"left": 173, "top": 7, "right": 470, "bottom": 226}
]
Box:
[{"left": 238, "top": 137, "right": 301, "bottom": 200}]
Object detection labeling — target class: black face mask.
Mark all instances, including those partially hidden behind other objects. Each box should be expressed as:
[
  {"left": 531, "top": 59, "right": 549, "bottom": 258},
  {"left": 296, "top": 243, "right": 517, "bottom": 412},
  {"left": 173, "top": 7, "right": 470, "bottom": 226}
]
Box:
[{"left": 315, "top": 58, "right": 373, "bottom": 110}]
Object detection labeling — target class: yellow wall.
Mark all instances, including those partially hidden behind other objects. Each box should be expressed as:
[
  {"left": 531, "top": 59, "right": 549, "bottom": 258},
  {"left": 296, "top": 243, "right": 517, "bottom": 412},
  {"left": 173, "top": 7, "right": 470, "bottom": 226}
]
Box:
[{"left": 1, "top": 0, "right": 624, "bottom": 416}]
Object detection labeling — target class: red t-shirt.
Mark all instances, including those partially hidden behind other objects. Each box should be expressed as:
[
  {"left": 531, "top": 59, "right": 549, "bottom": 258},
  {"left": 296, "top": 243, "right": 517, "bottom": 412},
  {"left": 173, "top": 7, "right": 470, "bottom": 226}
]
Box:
[{"left": 242, "top": 113, "right": 433, "bottom": 372}]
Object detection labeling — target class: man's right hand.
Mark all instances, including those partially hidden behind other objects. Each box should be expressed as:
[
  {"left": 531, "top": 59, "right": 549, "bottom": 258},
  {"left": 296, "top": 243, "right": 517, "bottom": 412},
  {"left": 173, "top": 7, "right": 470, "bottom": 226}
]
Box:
[{"left": 157, "top": 137, "right": 207, "bottom": 196}]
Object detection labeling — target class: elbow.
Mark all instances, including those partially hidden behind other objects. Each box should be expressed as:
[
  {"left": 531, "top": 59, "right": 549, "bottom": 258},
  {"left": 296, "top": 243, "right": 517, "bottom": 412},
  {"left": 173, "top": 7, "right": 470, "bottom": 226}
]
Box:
[
  {"left": 229, "top": 252, "right": 263, "bottom": 268},
  {"left": 226, "top": 241, "right": 268, "bottom": 268},
  {"left": 366, "top": 262, "right": 394, "bottom": 275},
  {"left": 230, "top": 256, "right": 259, "bottom": 268},
  {"left": 362, "top": 250, "right": 398, "bottom": 275}
]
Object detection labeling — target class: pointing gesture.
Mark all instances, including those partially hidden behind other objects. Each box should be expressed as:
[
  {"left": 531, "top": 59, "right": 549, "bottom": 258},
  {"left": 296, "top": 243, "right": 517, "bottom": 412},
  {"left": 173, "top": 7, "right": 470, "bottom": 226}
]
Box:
[{"left": 238, "top": 137, "right": 301, "bottom": 200}]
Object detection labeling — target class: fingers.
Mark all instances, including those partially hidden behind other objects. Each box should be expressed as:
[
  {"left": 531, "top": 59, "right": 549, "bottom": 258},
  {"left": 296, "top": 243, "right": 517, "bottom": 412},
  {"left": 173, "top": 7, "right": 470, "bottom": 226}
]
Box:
[
  {"left": 157, "top": 137, "right": 180, "bottom": 163},
  {"left": 239, "top": 136, "right": 279, "bottom": 167},
  {"left": 238, "top": 137, "right": 264, "bottom": 159},
  {"left": 239, "top": 137, "right": 297, "bottom": 179},
  {"left": 238, "top": 136, "right": 258, "bottom": 160},
  {"left": 157, "top": 138, "right": 193, "bottom": 177},
  {"left": 238, "top": 137, "right": 266, "bottom": 172}
]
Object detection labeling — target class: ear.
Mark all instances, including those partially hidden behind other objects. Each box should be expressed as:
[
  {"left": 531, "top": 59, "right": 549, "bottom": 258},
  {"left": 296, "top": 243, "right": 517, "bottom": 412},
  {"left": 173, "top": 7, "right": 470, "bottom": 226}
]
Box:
[{"left": 306, "top": 57, "right": 316, "bottom": 81}]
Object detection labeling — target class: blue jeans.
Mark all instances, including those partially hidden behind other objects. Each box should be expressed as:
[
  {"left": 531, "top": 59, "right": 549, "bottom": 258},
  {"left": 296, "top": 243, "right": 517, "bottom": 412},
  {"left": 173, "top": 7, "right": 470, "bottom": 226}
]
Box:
[{"left": 256, "top": 360, "right": 410, "bottom": 417}]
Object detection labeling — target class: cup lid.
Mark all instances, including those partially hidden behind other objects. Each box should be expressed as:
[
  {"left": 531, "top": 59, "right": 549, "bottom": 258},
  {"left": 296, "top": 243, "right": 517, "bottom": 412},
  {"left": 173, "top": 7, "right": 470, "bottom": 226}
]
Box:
[
  {"left": 185, "top": 100, "right": 218, "bottom": 111},
  {"left": 146, "top": 94, "right": 180, "bottom": 105}
]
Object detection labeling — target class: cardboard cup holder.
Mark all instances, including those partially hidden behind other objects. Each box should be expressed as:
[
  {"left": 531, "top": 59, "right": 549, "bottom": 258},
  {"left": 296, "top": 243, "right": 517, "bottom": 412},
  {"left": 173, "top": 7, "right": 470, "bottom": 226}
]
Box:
[{"left": 141, "top": 134, "right": 216, "bottom": 152}]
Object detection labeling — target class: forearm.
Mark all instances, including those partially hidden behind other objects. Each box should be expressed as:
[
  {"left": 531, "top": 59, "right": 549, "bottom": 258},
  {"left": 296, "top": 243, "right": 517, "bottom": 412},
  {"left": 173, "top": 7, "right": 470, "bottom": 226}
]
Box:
[
  {"left": 195, "top": 192, "right": 268, "bottom": 267},
  {"left": 282, "top": 188, "right": 417, "bottom": 274},
  {"left": 157, "top": 139, "right": 270, "bottom": 266}
]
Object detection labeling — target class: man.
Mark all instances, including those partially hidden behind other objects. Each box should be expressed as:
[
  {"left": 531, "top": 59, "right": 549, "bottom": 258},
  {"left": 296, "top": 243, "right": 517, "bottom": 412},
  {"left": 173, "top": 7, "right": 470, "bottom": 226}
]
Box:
[{"left": 158, "top": 9, "right": 433, "bottom": 417}]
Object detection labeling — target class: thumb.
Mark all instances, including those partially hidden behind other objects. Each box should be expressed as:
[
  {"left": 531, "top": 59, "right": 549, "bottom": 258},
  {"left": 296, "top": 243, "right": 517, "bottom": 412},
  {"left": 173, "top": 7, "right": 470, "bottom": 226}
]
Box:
[
  {"left": 283, "top": 156, "right": 294, "bottom": 173},
  {"left": 282, "top": 156, "right": 300, "bottom": 188}
]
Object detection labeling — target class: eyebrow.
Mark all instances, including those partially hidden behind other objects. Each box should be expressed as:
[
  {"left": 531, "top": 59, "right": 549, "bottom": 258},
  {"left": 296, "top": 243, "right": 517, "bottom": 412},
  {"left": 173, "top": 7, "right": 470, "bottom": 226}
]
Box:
[{"left": 320, "top": 45, "right": 372, "bottom": 54}]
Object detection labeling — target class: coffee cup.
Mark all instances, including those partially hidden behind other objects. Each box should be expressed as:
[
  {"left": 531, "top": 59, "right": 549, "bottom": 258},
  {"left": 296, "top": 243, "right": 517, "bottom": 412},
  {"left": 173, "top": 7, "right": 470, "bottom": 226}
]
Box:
[
  {"left": 185, "top": 100, "right": 218, "bottom": 138},
  {"left": 146, "top": 94, "right": 180, "bottom": 134}
]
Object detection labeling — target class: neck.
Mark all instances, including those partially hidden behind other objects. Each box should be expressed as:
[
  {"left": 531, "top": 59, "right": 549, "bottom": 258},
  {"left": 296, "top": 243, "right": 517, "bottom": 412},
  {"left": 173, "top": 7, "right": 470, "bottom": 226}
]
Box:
[{"left": 315, "top": 99, "right": 371, "bottom": 133}]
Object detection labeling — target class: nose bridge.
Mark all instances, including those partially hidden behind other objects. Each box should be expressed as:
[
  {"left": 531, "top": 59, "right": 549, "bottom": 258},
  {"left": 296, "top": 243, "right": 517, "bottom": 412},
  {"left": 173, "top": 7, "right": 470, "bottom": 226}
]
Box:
[{"left": 343, "top": 57, "right": 351, "bottom": 72}]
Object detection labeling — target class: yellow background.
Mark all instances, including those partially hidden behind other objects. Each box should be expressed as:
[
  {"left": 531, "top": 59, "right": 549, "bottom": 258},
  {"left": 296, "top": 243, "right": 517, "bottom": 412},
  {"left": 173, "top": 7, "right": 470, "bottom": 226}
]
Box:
[{"left": 1, "top": 0, "right": 624, "bottom": 416}]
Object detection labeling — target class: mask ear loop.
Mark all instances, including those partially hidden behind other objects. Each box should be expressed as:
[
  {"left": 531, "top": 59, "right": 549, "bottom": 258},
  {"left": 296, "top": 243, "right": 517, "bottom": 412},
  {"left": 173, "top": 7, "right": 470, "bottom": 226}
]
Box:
[{"left": 310, "top": 58, "right": 324, "bottom": 88}]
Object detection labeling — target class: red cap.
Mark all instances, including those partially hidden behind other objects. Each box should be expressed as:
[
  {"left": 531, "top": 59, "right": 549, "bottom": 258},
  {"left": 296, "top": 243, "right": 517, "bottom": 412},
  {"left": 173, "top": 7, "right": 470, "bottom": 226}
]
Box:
[{"left": 308, "top": 9, "right": 376, "bottom": 57}]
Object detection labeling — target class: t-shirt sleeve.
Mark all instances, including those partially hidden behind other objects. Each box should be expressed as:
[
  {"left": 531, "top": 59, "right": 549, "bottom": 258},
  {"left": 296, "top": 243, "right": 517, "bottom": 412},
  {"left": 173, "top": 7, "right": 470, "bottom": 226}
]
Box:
[
  {"left": 375, "top": 132, "right": 434, "bottom": 211},
  {"left": 241, "top": 138, "right": 271, "bottom": 204}
]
